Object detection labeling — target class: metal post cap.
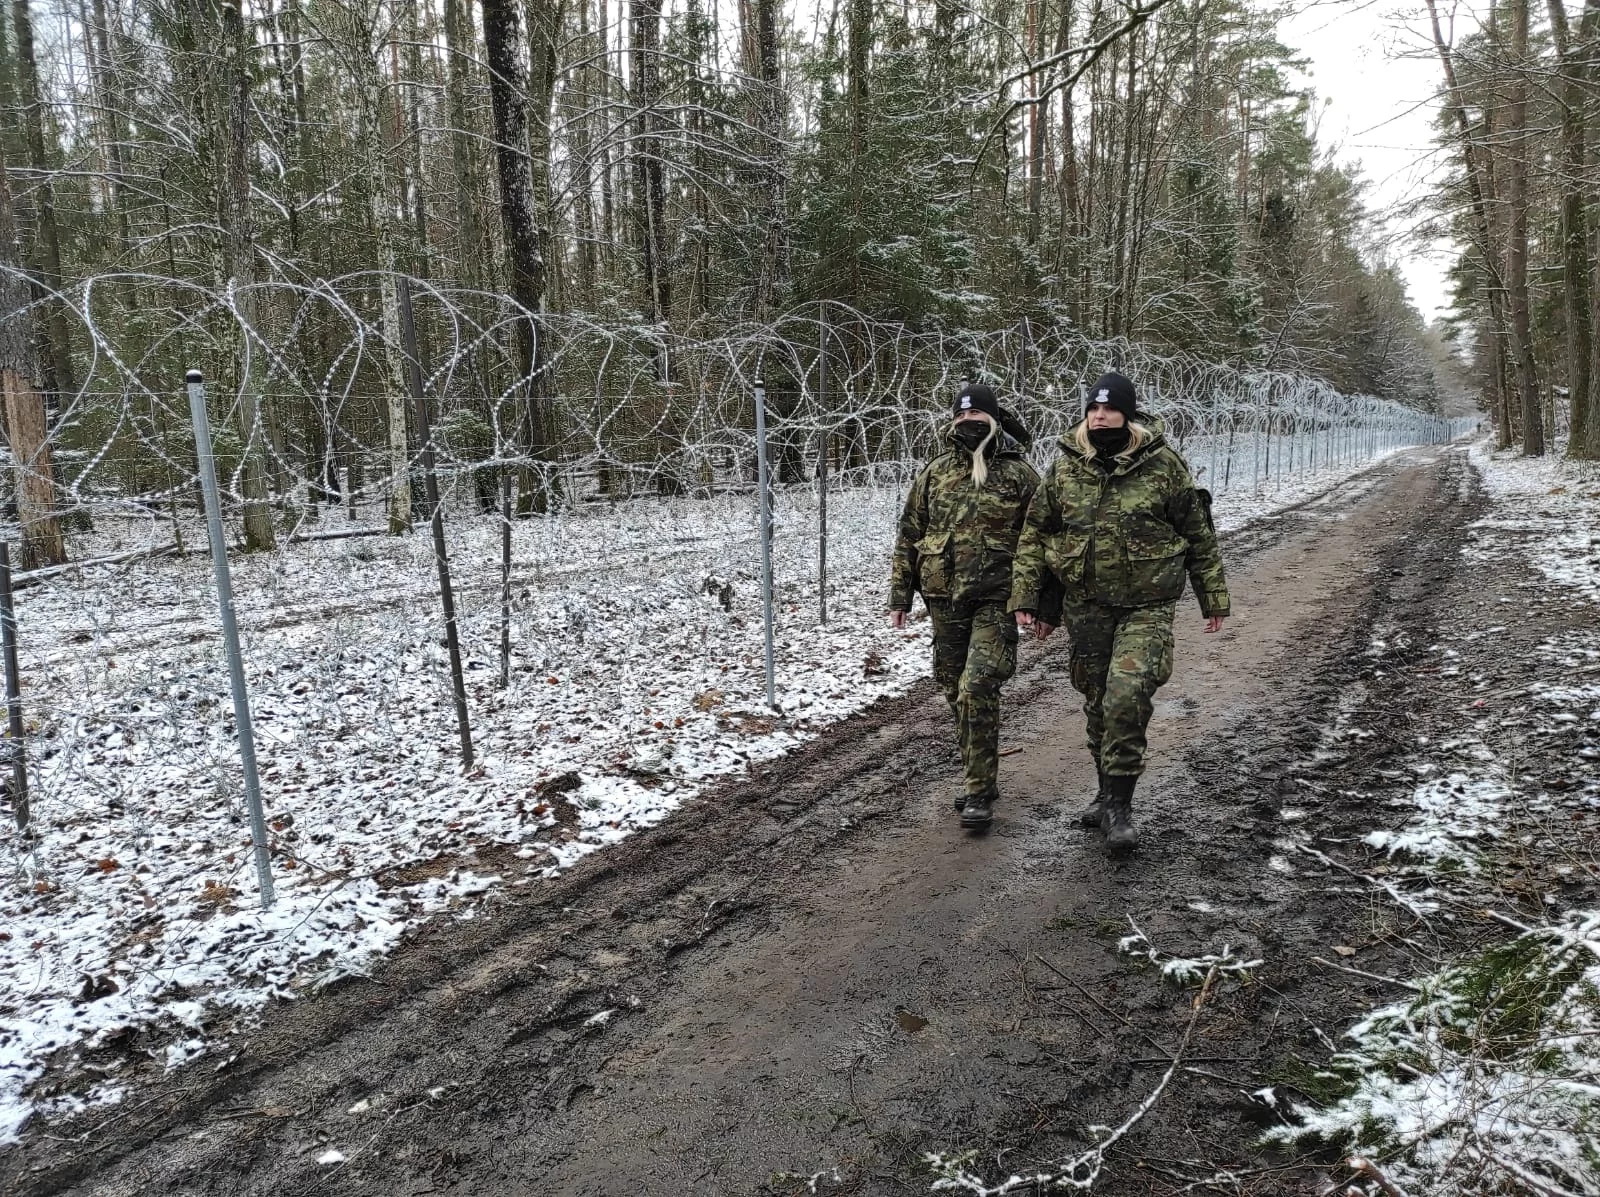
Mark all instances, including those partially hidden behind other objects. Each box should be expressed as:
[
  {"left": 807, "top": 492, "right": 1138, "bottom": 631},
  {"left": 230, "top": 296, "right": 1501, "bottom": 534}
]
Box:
[
  {"left": 186, "top": 369, "right": 203, "bottom": 383},
  {"left": 753, "top": 377, "right": 764, "bottom": 387}
]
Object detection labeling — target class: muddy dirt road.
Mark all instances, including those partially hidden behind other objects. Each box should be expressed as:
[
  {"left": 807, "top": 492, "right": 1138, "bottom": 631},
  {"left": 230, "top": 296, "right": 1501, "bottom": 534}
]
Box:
[{"left": 5, "top": 446, "right": 1510, "bottom": 1195}]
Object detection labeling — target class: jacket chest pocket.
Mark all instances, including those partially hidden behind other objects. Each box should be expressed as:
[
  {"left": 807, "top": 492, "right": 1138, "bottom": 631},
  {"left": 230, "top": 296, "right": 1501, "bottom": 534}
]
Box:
[
  {"left": 915, "top": 530, "right": 953, "bottom": 596},
  {"left": 1044, "top": 530, "right": 1089, "bottom": 586}
]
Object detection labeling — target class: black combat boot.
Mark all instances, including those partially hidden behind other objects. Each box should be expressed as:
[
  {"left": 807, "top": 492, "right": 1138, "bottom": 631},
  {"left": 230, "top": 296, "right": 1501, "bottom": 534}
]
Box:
[
  {"left": 1100, "top": 774, "right": 1139, "bottom": 852},
  {"left": 960, "top": 791, "right": 995, "bottom": 830},
  {"left": 1078, "top": 770, "right": 1109, "bottom": 828}
]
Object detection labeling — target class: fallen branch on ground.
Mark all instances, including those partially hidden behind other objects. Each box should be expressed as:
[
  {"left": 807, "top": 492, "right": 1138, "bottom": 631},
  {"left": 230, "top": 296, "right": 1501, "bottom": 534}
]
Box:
[
  {"left": 1311, "top": 956, "right": 1423, "bottom": 992},
  {"left": 287, "top": 525, "right": 390, "bottom": 543},
  {"left": 927, "top": 965, "right": 1221, "bottom": 1194},
  {"left": 1296, "top": 842, "right": 1440, "bottom": 921},
  {"left": 14, "top": 543, "right": 180, "bottom": 588},
  {"left": 1119, "top": 916, "right": 1262, "bottom": 984}
]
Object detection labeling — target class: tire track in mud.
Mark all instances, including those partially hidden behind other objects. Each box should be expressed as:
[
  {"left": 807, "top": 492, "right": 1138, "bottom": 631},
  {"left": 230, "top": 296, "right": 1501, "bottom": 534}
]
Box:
[{"left": 2, "top": 446, "right": 1487, "bottom": 1197}]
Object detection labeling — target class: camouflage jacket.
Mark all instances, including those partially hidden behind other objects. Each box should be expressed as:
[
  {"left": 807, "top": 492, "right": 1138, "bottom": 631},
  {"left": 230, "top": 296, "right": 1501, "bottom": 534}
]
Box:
[
  {"left": 888, "top": 435, "right": 1051, "bottom": 614},
  {"left": 1009, "top": 418, "right": 1230, "bottom": 618}
]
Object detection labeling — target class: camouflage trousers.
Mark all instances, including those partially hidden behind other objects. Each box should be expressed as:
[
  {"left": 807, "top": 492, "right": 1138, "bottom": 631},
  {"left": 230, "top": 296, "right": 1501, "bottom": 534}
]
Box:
[
  {"left": 1064, "top": 600, "right": 1176, "bottom": 777},
  {"left": 928, "top": 600, "right": 1018, "bottom": 797}
]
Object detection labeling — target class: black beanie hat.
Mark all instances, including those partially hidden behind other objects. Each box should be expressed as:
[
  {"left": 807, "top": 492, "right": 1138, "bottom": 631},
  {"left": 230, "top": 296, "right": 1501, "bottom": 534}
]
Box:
[
  {"left": 953, "top": 382, "right": 1002, "bottom": 423},
  {"left": 1086, "top": 372, "right": 1138, "bottom": 419},
  {"left": 951, "top": 382, "right": 1034, "bottom": 448}
]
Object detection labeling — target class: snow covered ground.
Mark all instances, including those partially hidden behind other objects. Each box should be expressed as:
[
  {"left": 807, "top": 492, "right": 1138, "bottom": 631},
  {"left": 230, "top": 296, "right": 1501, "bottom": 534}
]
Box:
[
  {"left": 1266, "top": 441, "right": 1600, "bottom": 1196},
  {"left": 0, "top": 441, "right": 1438, "bottom": 1142}
]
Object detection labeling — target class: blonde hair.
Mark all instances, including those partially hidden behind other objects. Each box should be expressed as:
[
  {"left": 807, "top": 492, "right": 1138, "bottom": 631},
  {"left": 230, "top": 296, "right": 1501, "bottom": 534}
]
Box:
[
  {"left": 1073, "top": 418, "right": 1150, "bottom": 463},
  {"left": 960, "top": 412, "right": 999, "bottom": 486}
]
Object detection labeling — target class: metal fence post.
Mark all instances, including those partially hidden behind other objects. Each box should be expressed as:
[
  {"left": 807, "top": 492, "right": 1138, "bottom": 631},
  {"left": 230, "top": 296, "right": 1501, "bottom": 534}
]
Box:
[
  {"left": 817, "top": 428, "right": 828, "bottom": 626},
  {"left": 398, "top": 278, "right": 474, "bottom": 767},
  {"left": 1208, "top": 391, "right": 1220, "bottom": 492},
  {"left": 0, "top": 544, "right": 28, "bottom": 831},
  {"left": 499, "top": 468, "right": 512, "bottom": 689},
  {"left": 817, "top": 309, "right": 829, "bottom": 626},
  {"left": 754, "top": 376, "right": 777, "bottom": 710},
  {"left": 186, "top": 370, "right": 275, "bottom": 910},
  {"left": 1252, "top": 390, "right": 1262, "bottom": 490},
  {"left": 1263, "top": 395, "right": 1273, "bottom": 484}
]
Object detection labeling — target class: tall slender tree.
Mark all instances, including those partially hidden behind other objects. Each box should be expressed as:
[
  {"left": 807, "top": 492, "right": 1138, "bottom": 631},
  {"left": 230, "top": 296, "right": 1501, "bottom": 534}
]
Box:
[
  {"left": 11, "top": 0, "right": 74, "bottom": 404},
  {"left": 0, "top": 132, "right": 64, "bottom": 568},
  {"left": 482, "top": 0, "right": 554, "bottom": 509}
]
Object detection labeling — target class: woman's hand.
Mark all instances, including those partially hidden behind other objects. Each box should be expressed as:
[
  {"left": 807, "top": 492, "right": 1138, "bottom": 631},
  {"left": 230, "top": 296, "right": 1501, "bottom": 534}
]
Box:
[
  {"left": 1205, "top": 615, "right": 1226, "bottom": 634},
  {"left": 1016, "top": 610, "right": 1055, "bottom": 640},
  {"left": 890, "top": 609, "right": 907, "bottom": 629}
]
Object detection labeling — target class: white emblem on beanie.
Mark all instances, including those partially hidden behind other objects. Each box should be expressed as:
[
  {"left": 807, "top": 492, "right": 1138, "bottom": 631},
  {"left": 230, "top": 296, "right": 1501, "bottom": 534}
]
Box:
[
  {"left": 960, "top": 395, "right": 972, "bottom": 408},
  {"left": 1095, "top": 388, "right": 1111, "bottom": 403}
]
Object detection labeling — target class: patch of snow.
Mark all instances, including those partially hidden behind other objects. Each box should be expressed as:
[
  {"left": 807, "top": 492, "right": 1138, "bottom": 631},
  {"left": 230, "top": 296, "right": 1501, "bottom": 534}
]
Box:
[
  {"left": 1362, "top": 772, "right": 1511, "bottom": 869},
  {"left": 1466, "top": 442, "right": 1600, "bottom": 604}
]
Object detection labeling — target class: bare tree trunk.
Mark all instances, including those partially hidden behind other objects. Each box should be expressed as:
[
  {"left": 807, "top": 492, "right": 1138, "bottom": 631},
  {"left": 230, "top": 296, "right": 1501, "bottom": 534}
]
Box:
[
  {"left": 631, "top": 0, "right": 670, "bottom": 342},
  {"left": 482, "top": 0, "right": 554, "bottom": 511},
  {"left": 751, "top": 0, "right": 786, "bottom": 316},
  {"left": 219, "top": 1, "right": 277, "bottom": 550},
  {"left": 1109, "top": 28, "right": 1137, "bottom": 338},
  {"left": 88, "top": 0, "right": 131, "bottom": 251},
  {"left": 526, "top": 0, "right": 562, "bottom": 314},
  {"left": 443, "top": 0, "right": 485, "bottom": 286},
  {"left": 1491, "top": 325, "right": 1514, "bottom": 448},
  {"left": 268, "top": 0, "right": 315, "bottom": 509},
  {"left": 1424, "top": 0, "right": 1521, "bottom": 449},
  {"left": 404, "top": 0, "right": 430, "bottom": 277},
  {"left": 338, "top": 0, "right": 415, "bottom": 532},
  {"left": 1057, "top": 0, "right": 1080, "bottom": 324},
  {"left": 0, "top": 134, "right": 63, "bottom": 567},
  {"left": 1579, "top": 0, "right": 1600, "bottom": 460},
  {"left": 11, "top": 0, "right": 74, "bottom": 404},
  {"left": 1548, "top": 0, "right": 1593, "bottom": 456},
  {"left": 568, "top": 0, "right": 599, "bottom": 303},
  {"left": 1026, "top": 0, "right": 1043, "bottom": 245},
  {"left": 1505, "top": 0, "right": 1544, "bottom": 454},
  {"left": 846, "top": 0, "right": 868, "bottom": 306},
  {"left": 683, "top": 0, "right": 710, "bottom": 318}
]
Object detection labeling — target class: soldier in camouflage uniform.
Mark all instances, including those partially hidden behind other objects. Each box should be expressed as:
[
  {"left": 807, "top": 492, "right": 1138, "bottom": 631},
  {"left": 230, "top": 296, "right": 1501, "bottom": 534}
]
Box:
[
  {"left": 888, "top": 383, "right": 1054, "bottom": 830},
  {"left": 1010, "top": 372, "right": 1230, "bottom": 852}
]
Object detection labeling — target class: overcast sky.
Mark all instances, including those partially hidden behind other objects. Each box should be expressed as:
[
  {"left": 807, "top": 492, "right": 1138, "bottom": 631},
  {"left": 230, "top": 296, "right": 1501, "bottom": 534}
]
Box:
[{"left": 1277, "top": 0, "right": 1467, "bottom": 325}]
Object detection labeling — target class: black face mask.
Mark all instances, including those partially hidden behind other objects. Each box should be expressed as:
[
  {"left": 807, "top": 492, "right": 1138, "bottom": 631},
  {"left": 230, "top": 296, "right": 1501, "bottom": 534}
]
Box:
[
  {"left": 1088, "top": 426, "right": 1131, "bottom": 456},
  {"left": 952, "top": 421, "right": 991, "bottom": 452}
]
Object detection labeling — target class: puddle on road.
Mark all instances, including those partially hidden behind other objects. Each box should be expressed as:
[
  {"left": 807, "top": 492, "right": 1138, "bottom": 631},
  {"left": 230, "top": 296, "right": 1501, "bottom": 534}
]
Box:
[{"left": 894, "top": 1008, "right": 929, "bottom": 1033}]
